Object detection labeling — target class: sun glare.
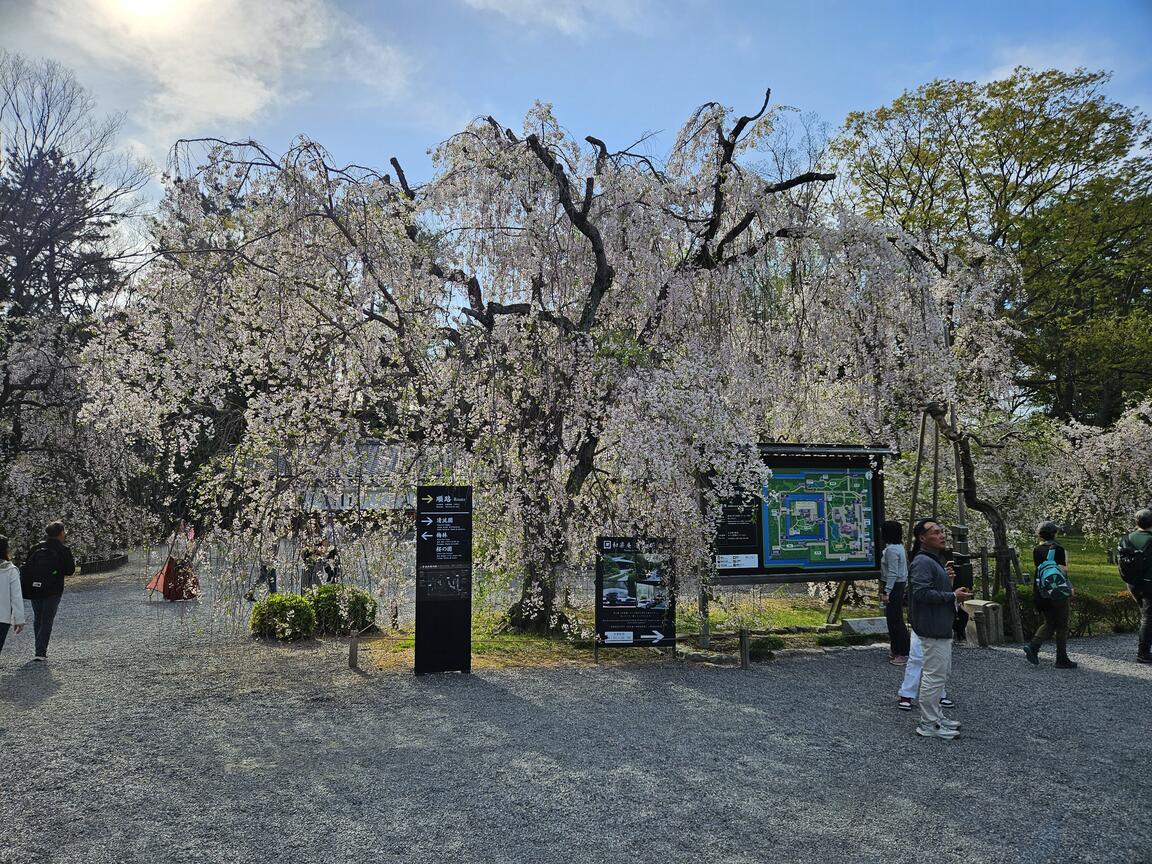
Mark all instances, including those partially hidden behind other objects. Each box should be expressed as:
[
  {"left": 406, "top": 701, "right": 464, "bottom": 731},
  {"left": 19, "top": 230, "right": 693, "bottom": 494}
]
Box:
[{"left": 111, "top": 0, "right": 180, "bottom": 17}]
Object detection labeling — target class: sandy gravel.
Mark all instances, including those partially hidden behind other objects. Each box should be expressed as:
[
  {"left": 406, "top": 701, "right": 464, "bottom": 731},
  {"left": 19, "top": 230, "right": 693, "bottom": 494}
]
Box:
[{"left": 1, "top": 556, "right": 1149, "bottom": 864}]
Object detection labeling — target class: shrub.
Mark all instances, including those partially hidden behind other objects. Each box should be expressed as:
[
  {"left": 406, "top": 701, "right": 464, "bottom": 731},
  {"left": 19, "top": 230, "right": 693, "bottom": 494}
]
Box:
[
  {"left": 749, "top": 635, "right": 783, "bottom": 661},
  {"left": 1013, "top": 586, "right": 1044, "bottom": 636},
  {"left": 1100, "top": 591, "right": 1140, "bottom": 633},
  {"left": 249, "top": 593, "right": 317, "bottom": 642},
  {"left": 1016, "top": 586, "right": 1138, "bottom": 637},
  {"left": 305, "top": 584, "right": 378, "bottom": 636}
]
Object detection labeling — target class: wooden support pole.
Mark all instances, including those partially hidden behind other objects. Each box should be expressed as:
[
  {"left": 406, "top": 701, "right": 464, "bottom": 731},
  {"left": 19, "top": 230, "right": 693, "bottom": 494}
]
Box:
[
  {"left": 907, "top": 412, "right": 929, "bottom": 544},
  {"left": 979, "top": 548, "right": 990, "bottom": 600},
  {"left": 698, "top": 581, "right": 711, "bottom": 649},
  {"left": 739, "top": 628, "right": 751, "bottom": 670},
  {"left": 348, "top": 632, "right": 360, "bottom": 670},
  {"left": 826, "top": 580, "right": 850, "bottom": 625}
]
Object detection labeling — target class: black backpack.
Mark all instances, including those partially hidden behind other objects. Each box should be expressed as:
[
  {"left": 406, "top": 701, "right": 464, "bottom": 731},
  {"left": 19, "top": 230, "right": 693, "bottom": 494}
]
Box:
[
  {"left": 20, "top": 542, "right": 62, "bottom": 599},
  {"left": 1117, "top": 534, "right": 1152, "bottom": 586}
]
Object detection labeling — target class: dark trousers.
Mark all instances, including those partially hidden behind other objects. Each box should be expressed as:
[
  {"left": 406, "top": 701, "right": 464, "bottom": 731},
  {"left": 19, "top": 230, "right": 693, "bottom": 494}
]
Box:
[
  {"left": 885, "top": 582, "right": 911, "bottom": 657},
  {"left": 1131, "top": 585, "right": 1152, "bottom": 657},
  {"left": 1030, "top": 597, "right": 1070, "bottom": 661},
  {"left": 30, "top": 594, "right": 62, "bottom": 658},
  {"left": 0, "top": 621, "right": 9, "bottom": 653}
]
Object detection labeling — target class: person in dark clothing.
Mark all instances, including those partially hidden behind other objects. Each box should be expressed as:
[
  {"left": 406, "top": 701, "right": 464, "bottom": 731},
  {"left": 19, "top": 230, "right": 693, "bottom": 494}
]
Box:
[
  {"left": 1124, "top": 508, "right": 1152, "bottom": 664},
  {"left": 1024, "top": 520, "right": 1077, "bottom": 669},
  {"left": 24, "top": 521, "right": 76, "bottom": 661}
]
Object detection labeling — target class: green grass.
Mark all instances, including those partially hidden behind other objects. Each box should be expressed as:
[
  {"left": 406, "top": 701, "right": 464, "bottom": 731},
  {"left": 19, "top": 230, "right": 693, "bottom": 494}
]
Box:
[{"left": 675, "top": 587, "right": 880, "bottom": 634}]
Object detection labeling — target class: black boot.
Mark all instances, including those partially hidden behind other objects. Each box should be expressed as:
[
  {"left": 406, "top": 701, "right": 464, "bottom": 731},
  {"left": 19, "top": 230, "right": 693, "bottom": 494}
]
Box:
[{"left": 1055, "top": 657, "right": 1078, "bottom": 669}]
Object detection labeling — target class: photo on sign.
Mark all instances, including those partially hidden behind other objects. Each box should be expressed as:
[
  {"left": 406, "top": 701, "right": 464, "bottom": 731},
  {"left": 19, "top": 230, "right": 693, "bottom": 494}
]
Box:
[{"left": 600, "top": 550, "right": 669, "bottom": 609}]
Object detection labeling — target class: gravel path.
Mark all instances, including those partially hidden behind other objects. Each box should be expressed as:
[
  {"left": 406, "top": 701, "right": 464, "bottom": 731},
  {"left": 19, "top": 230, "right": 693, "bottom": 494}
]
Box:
[{"left": 1, "top": 558, "right": 1149, "bottom": 864}]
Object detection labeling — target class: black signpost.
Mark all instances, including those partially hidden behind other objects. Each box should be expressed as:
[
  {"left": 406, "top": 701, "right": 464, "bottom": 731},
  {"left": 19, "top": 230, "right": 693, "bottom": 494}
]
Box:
[
  {"left": 594, "top": 536, "right": 675, "bottom": 659},
  {"left": 415, "top": 485, "right": 472, "bottom": 674}
]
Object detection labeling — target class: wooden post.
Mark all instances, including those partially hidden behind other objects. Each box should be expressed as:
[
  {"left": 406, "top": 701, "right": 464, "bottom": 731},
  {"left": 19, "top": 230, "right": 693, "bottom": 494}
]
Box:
[
  {"left": 348, "top": 631, "right": 360, "bottom": 670},
  {"left": 739, "top": 628, "right": 751, "bottom": 670},
  {"left": 972, "top": 609, "right": 989, "bottom": 647},
  {"left": 1003, "top": 550, "right": 1025, "bottom": 643},
  {"left": 932, "top": 421, "right": 941, "bottom": 518},
  {"left": 907, "top": 412, "right": 929, "bottom": 543},
  {"left": 979, "top": 548, "right": 990, "bottom": 600},
  {"left": 698, "top": 582, "right": 711, "bottom": 649},
  {"left": 826, "top": 580, "right": 850, "bottom": 625}
]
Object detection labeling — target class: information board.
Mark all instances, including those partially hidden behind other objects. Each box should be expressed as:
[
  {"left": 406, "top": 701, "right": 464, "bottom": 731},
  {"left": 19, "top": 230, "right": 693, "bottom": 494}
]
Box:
[
  {"left": 415, "top": 485, "right": 472, "bottom": 674},
  {"left": 714, "top": 446, "right": 889, "bottom": 584},
  {"left": 595, "top": 537, "right": 675, "bottom": 647}
]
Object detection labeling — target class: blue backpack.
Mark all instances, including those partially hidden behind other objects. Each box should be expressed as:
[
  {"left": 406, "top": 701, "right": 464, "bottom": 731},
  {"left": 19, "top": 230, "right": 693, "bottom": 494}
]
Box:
[{"left": 1035, "top": 546, "right": 1072, "bottom": 600}]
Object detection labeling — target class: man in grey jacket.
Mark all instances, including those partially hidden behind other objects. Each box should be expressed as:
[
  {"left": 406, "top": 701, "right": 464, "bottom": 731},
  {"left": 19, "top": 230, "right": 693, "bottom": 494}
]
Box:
[{"left": 909, "top": 519, "right": 972, "bottom": 739}]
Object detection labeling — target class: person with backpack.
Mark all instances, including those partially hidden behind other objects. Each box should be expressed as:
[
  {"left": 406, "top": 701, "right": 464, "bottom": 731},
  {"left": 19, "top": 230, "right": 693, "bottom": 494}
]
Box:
[
  {"left": 20, "top": 521, "right": 76, "bottom": 662},
  {"left": 1024, "top": 521, "right": 1077, "bottom": 669},
  {"left": 1117, "top": 508, "right": 1152, "bottom": 664},
  {"left": 0, "top": 536, "right": 26, "bottom": 654}
]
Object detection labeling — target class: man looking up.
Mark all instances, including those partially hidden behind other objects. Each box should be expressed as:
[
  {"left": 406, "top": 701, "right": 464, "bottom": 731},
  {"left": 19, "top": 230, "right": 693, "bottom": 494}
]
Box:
[{"left": 909, "top": 519, "right": 972, "bottom": 740}]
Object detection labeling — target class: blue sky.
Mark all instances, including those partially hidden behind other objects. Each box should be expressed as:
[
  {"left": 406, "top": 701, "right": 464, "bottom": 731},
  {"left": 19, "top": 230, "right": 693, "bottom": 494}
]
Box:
[{"left": 2, "top": 0, "right": 1150, "bottom": 184}]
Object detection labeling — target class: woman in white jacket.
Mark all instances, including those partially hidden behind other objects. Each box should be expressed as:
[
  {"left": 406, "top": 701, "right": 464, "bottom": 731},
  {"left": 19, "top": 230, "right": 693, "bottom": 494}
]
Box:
[{"left": 0, "top": 535, "right": 26, "bottom": 653}]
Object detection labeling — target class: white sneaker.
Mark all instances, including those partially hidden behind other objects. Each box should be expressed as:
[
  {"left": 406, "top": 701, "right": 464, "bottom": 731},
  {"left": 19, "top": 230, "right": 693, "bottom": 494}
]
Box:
[
  {"left": 916, "top": 724, "right": 960, "bottom": 740},
  {"left": 938, "top": 718, "right": 961, "bottom": 730},
  {"left": 32, "top": 656, "right": 47, "bottom": 663}
]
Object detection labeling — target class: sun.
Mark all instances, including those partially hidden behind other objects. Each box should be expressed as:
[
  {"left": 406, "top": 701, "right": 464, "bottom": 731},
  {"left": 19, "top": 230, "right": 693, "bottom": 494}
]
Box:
[
  {"left": 100, "top": 0, "right": 191, "bottom": 36},
  {"left": 109, "top": 0, "right": 181, "bottom": 17}
]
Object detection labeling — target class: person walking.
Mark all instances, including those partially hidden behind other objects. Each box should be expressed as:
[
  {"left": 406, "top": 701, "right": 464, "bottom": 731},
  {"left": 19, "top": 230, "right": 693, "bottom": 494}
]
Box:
[
  {"left": 909, "top": 518, "right": 971, "bottom": 740},
  {"left": 1024, "top": 521, "right": 1077, "bottom": 669},
  {"left": 21, "top": 521, "right": 76, "bottom": 662},
  {"left": 0, "top": 536, "right": 26, "bottom": 654},
  {"left": 1120, "top": 508, "right": 1152, "bottom": 664},
  {"left": 879, "top": 520, "right": 910, "bottom": 665}
]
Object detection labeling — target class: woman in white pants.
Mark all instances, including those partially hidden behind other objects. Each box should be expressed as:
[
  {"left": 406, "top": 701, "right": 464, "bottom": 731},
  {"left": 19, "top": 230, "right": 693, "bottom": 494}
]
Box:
[{"left": 896, "top": 630, "right": 950, "bottom": 710}]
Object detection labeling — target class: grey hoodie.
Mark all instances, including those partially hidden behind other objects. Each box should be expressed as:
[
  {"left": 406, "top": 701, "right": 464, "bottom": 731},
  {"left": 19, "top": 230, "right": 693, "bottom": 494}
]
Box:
[
  {"left": 909, "top": 550, "right": 955, "bottom": 639},
  {"left": 0, "top": 561, "right": 26, "bottom": 626}
]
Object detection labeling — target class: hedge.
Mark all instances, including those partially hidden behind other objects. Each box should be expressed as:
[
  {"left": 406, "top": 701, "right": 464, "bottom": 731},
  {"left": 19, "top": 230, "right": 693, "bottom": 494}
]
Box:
[
  {"left": 304, "top": 584, "right": 378, "bottom": 636},
  {"left": 1014, "top": 585, "right": 1140, "bottom": 637},
  {"left": 249, "top": 593, "right": 317, "bottom": 642}
]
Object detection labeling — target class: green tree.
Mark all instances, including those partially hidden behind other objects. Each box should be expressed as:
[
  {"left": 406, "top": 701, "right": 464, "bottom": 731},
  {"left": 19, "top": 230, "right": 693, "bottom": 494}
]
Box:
[{"left": 835, "top": 67, "right": 1152, "bottom": 423}]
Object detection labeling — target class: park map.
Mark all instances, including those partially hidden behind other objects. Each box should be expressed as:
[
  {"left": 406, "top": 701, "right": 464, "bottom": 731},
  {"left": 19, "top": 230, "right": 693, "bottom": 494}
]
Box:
[{"left": 762, "top": 468, "right": 875, "bottom": 570}]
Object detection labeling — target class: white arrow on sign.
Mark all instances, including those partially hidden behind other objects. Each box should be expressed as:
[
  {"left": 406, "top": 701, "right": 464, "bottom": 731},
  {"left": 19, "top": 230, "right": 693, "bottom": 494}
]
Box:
[
  {"left": 639, "top": 630, "right": 664, "bottom": 642},
  {"left": 421, "top": 517, "right": 433, "bottom": 525},
  {"left": 420, "top": 531, "right": 433, "bottom": 541},
  {"left": 421, "top": 495, "right": 433, "bottom": 503}
]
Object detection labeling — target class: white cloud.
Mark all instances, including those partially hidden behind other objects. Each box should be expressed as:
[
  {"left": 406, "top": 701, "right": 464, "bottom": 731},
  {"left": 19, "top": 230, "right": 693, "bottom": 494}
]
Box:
[
  {"left": 3, "top": 0, "right": 409, "bottom": 160},
  {"left": 978, "top": 38, "right": 1129, "bottom": 83},
  {"left": 461, "top": 0, "right": 648, "bottom": 35}
]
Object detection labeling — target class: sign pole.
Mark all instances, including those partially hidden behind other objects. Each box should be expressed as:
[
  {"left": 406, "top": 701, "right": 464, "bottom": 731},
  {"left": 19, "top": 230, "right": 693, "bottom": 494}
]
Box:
[{"left": 415, "top": 485, "right": 473, "bottom": 675}]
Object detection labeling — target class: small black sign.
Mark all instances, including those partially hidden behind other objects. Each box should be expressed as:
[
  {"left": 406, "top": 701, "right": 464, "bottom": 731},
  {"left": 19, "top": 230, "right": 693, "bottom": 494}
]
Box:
[
  {"left": 415, "top": 485, "right": 473, "bottom": 674},
  {"left": 595, "top": 536, "right": 675, "bottom": 648}
]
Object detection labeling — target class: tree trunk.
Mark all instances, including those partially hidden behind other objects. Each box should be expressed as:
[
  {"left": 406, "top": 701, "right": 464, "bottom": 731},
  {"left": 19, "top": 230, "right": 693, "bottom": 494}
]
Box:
[{"left": 926, "top": 405, "right": 1025, "bottom": 641}]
